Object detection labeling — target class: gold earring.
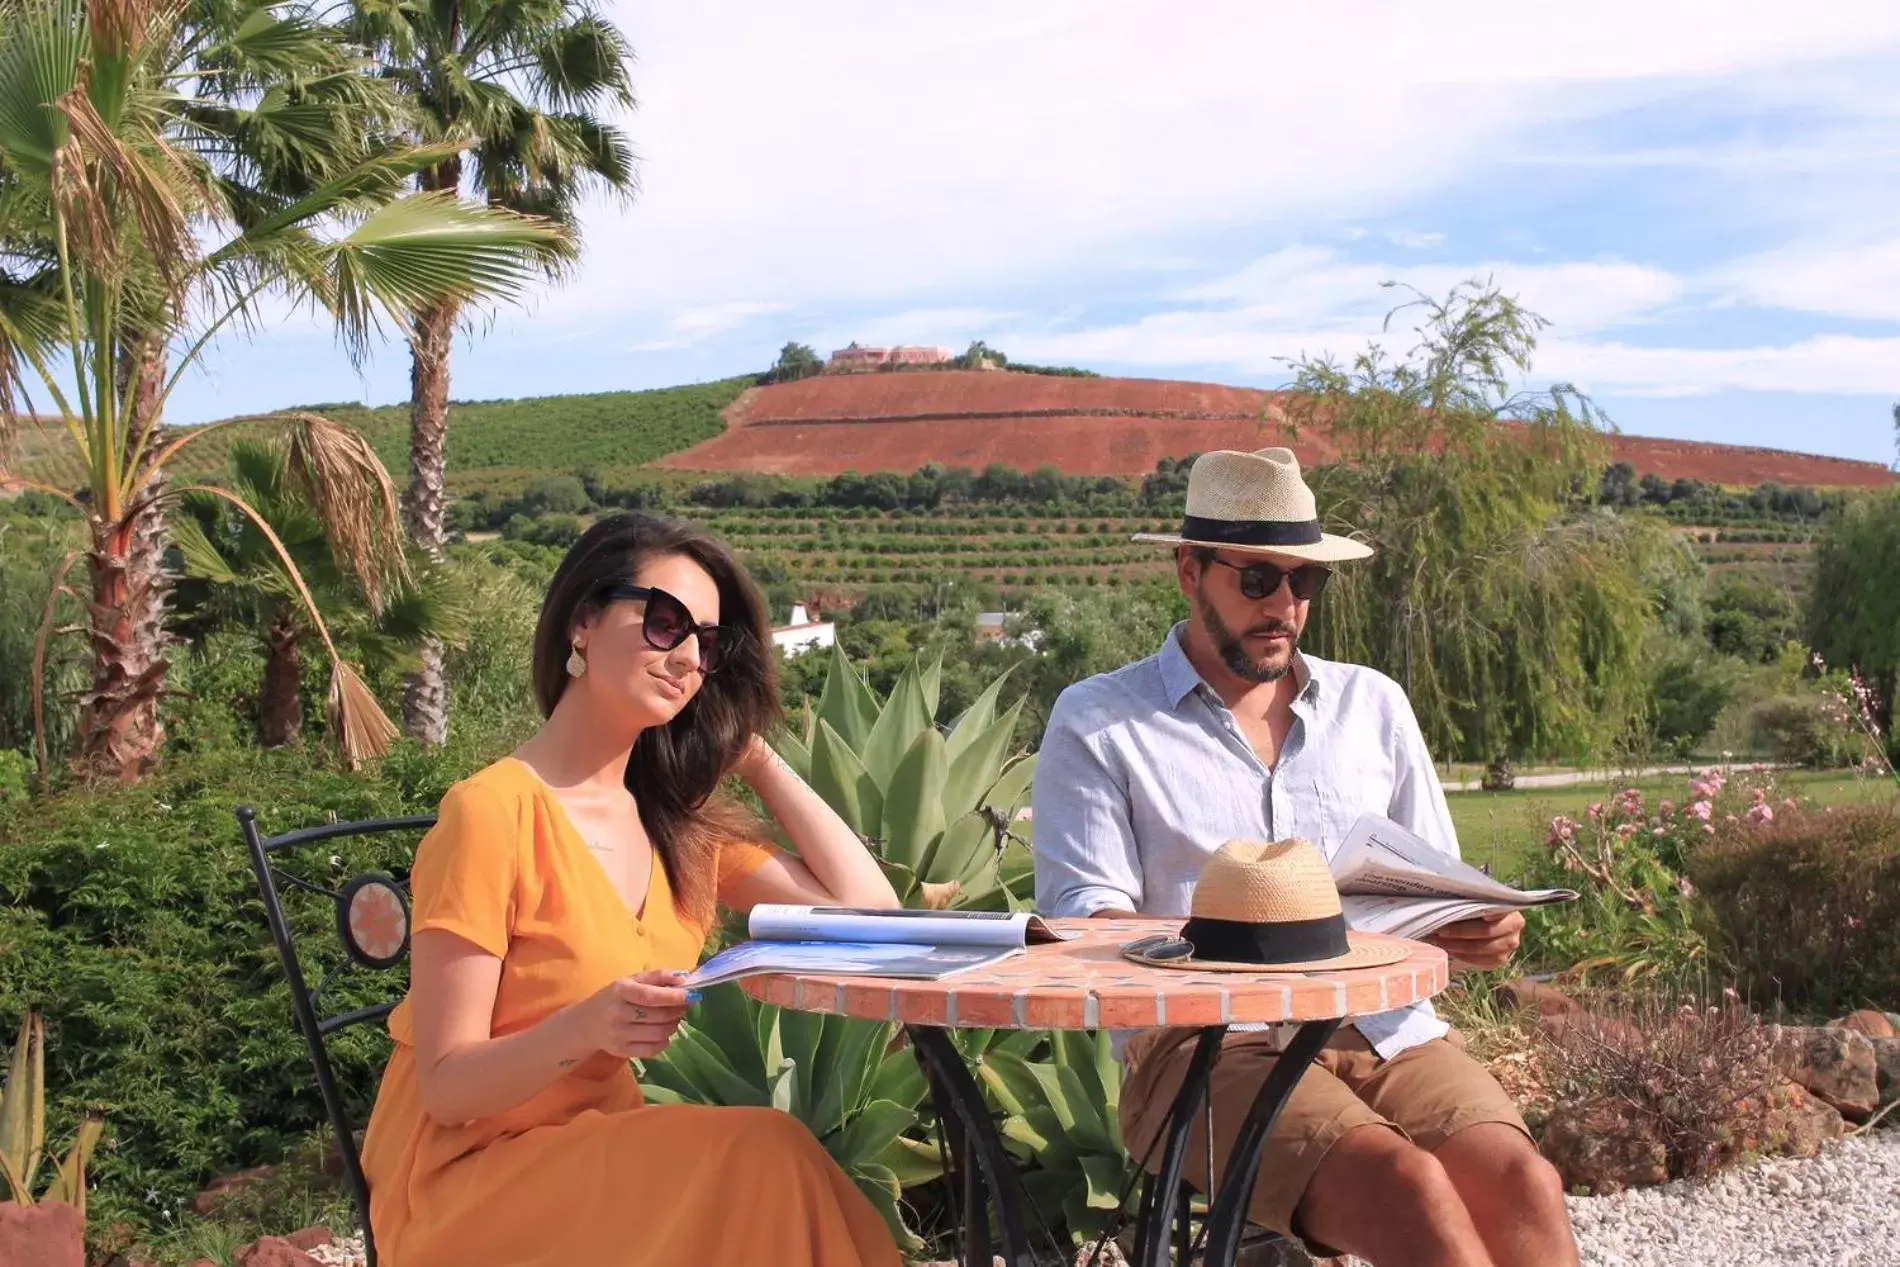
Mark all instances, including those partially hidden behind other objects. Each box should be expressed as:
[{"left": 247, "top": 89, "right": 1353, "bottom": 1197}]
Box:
[{"left": 566, "top": 642, "right": 587, "bottom": 678}]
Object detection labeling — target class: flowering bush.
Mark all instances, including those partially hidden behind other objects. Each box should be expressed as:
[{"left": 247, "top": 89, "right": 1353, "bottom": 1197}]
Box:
[{"left": 1518, "top": 766, "right": 1792, "bottom": 984}]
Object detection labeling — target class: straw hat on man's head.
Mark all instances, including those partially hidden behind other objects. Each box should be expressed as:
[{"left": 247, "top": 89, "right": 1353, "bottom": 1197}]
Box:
[
  {"left": 1133, "top": 447, "right": 1373, "bottom": 563},
  {"left": 1123, "top": 837, "right": 1407, "bottom": 973}
]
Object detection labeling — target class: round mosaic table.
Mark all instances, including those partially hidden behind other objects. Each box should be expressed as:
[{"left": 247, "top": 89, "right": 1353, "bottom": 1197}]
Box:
[{"left": 743, "top": 917, "right": 1449, "bottom": 1267}]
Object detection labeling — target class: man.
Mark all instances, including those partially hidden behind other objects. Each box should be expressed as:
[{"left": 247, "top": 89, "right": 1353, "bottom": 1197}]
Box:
[{"left": 1033, "top": 448, "right": 1576, "bottom": 1267}]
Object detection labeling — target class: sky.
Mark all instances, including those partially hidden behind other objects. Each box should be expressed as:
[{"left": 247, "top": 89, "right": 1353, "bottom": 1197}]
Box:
[{"left": 175, "top": 0, "right": 1900, "bottom": 467}]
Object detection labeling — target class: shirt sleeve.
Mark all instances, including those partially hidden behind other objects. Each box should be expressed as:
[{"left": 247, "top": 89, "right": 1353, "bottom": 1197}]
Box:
[
  {"left": 1032, "top": 692, "right": 1144, "bottom": 916},
  {"left": 1384, "top": 685, "right": 1461, "bottom": 862},
  {"left": 715, "top": 837, "right": 782, "bottom": 906},
  {"left": 408, "top": 780, "right": 519, "bottom": 958}
]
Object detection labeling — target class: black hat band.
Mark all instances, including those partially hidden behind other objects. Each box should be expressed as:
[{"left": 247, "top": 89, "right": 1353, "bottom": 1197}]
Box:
[
  {"left": 1180, "top": 516, "right": 1324, "bottom": 547},
  {"left": 1179, "top": 912, "right": 1350, "bottom": 965}
]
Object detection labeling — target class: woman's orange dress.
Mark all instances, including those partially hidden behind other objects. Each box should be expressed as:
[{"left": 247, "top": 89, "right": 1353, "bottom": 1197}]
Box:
[{"left": 361, "top": 757, "right": 900, "bottom": 1267}]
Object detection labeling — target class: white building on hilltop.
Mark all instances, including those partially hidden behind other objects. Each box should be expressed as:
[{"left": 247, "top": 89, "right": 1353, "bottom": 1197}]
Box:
[{"left": 771, "top": 605, "right": 836, "bottom": 658}]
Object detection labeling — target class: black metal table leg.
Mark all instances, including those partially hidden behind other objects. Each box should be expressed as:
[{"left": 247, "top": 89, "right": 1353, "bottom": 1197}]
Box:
[
  {"left": 906, "top": 1025, "right": 1036, "bottom": 1267},
  {"left": 1202, "top": 1018, "right": 1342, "bottom": 1266},
  {"left": 1133, "top": 1026, "right": 1227, "bottom": 1267}
]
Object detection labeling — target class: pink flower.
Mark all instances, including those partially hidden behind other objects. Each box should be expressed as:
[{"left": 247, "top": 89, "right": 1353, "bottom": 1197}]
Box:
[
  {"left": 1746, "top": 803, "right": 1774, "bottom": 824},
  {"left": 1782, "top": 797, "right": 1799, "bottom": 811},
  {"left": 1652, "top": 826, "right": 1668, "bottom": 837},
  {"left": 1659, "top": 799, "right": 1675, "bottom": 816},
  {"left": 1689, "top": 800, "right": 1713, "bottom": 821},
  {"left": 1678, "top": 876, "right": 1696, "bottom": 897},
  {"left": 1703, "top": 824, "right": 1716, "bottom": 835},
  {"left": 1586, "top": 803, "right": 1603, "bottom": 820}
]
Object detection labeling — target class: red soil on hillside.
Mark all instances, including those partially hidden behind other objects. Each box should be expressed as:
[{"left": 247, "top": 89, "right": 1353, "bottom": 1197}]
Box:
[{"left": 657, "top": 372, "right": 1899, "bottom": 488}]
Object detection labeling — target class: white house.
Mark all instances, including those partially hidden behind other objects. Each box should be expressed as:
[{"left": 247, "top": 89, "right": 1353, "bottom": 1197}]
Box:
[{"left": 771, "top": 604, "right": 836, "bottom": 658}]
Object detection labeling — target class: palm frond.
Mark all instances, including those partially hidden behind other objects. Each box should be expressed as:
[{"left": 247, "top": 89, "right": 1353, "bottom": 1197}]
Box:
[
  {"left": 281, "top": 410, "right": 407, "bottom": 612},
  {"left": 327, "top": 659, "right": 397, "bottom": 769}
]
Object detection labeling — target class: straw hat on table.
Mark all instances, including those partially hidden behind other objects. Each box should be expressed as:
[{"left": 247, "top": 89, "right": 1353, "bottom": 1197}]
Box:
[{"left": 1123, "top": 837, "right": 1407, "bottom": 972}]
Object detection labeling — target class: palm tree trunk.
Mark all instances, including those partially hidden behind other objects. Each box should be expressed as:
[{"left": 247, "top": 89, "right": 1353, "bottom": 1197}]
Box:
[
  {"left": 401, "top": 298, "right": 458, "bottom": 746},
  {"left": 75, "top": 338, "right": 173, "bottom": 782},
  {"left": 259, "top": 609, "right": 305, "bottom": 747}
]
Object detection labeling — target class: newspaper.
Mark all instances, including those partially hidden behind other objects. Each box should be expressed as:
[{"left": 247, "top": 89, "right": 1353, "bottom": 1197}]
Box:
[
  {"left": 684, "top": 905, "right": 1074, "bottom": 987},
  {"left": 1331, "top": 814, "right": 1577, "bottom": 941}
]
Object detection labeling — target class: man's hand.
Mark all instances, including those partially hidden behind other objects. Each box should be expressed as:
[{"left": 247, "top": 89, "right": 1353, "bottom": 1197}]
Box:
[{"left": 1424, "top": 910, "right": 1524, "bottom": 970}]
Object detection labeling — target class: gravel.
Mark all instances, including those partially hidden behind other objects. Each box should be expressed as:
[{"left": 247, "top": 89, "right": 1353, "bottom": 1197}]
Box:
[
  {"left": 295, "top": 1134, "right": 1900, "bottom": 1267},
  {"left": 1567, "top": 1130, "right": 1900, "bottom": 1267}
]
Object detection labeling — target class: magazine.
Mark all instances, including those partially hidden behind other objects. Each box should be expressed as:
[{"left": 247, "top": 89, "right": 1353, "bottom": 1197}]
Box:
[
  {"left": 1331, "top": 814, "right": 1578, "bottom": 941},
  {"left": 684, "top": 905, "right": 1077, "bottom": 987}
]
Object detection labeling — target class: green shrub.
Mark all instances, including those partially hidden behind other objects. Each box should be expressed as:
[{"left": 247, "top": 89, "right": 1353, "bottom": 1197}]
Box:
[
  {"left": 0, "top": 744, "right": 472, "bottom": 1236},
  {"left": 1689, "top": 802, "right": 1900, "bottom": 1014},
  {"left": 1745, "top": 696, "right": 1855, "bottom": 768}
]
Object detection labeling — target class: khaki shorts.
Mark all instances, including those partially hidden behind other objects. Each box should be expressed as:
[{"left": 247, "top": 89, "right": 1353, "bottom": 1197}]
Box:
[{"left": 1118, "top": 1027, "right": 1531, "bottom": 1247}]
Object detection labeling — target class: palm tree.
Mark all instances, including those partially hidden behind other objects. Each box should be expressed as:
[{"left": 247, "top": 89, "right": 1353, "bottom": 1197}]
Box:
[
  {"left": 346, "top": 0, "right": 638, "bottom": 745},
  {"left": 171, "top": 439, "right": 469, "bottom": 747},
  {"left": 0, "top": 0, "right": 560, "bottom": 782}
]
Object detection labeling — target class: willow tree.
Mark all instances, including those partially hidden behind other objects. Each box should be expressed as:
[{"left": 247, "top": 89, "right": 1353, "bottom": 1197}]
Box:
[
  {"left": 1289, "top": 283, "right": 1659, "bottom": 762},
  {"left": 346, "top": 0, "right": 638, "bottom": 746},
  {"left": 1807, "top": 488, "right": 1900, "bottom": 737},
  {"left": 0, "top": 0, "right": 558, "bottom": 781}
]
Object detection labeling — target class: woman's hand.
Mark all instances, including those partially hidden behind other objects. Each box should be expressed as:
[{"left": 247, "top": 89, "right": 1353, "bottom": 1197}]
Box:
[
  {"left": 733, "top": 733, "right": 778, "bottom": 783},
  {"left": 565, "top": 969, "right": 696, "bottom": 1059}
]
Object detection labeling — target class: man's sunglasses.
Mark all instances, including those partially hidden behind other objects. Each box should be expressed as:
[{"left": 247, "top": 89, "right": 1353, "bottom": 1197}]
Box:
[
  {"left": 600, "top": 585, "right": 727, "bottom": 673},
  {"left": 1205, "top": 557, "right": 1333, "bottom": 602}
]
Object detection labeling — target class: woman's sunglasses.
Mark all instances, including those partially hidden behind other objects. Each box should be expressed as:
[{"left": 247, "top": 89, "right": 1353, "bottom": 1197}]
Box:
[
  {"left": 600, "top": 585, "right": 727, "bottom": 673},
  {"left": 1205, "top": 557, "right": 1333, "bottom": 602}
]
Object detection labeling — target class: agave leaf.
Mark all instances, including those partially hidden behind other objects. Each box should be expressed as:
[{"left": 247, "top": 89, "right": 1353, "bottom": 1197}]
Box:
[
  {"left": 636, "top": 1082, "right": 686, "bottom": 1106},
  {"left": 0, "top": 1014, "right": 40, "bottom": 1201},
  {"left": 767, "top": 1058, "right": 797, "bottom": 1115},
  {"left": 977, "top": 1049, "right": 1038, "bottom": 1117},
  {"left": 1000, "top": 1113, "right": 1052, "bottom": 1156},
  {"left": 862, "top": 662, "right": 932, "bottom": 788},
  {"left": 40, "top": 1113, "right": 103, "bottom": 1219},
  {"left": 918, "top": 654, "right": 942, "bottom": 717},
  {"left": 929, "top": 812, "right": 995, "bottom": 887},
  {"left": 880, "top": 1134, "right": 945, "bottom": 1187},
  {"left": 944, "top": 666, "right": 1016, "bottom": 760},
  {"left": 693, "top": 985, "right": 766, "bottom": 1087},
  {"left": 779, "top": 1008, "right": 826, "bottom": 1119},
  {"left": 881, "top": 728, "right": 948, "bottom": 870},
  {"left": 809, "top": 719, "right": 883, "bottom": 839},
  {"left": 773, "top": 724, "right": 812, "bottom": 783},
  {"left": 835, "top": 1098, "right": 918, "bottom": 1170},
  {"left": 1080, "top": 1152, "right": 1131, "bottom": 1210},
  {"left": 868, "top": 1046, "right": 926, "bottom": 1108},
  {"left": 851, "top": 1160, "right": 922, "bottom": 1252},
  {"left": 983, "top": 752, "right": 1038, "bottom": 815},
  {"left": 663, "top": 1027, "right": 770, "bottom": 1107},
  {"left": 816, "top": 643, "right": 879, "bottom": 749},
  {"left": 808, "top": 1018, "right": 886, "bottom": 1141},
  {"left": 942, "top": 698, "right": 1025, "bottom": 822}
]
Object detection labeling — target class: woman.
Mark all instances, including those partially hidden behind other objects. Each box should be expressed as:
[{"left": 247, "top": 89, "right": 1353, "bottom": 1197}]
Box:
[{"left": 361, "top": 513, "right": 903, "bottom": 1267}]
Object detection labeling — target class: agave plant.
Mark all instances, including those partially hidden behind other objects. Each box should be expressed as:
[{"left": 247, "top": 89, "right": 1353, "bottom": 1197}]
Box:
[
  {"left": 0, "top": 1013, "right": 103, "bottom": 1216},
  {"left": 977, "top": 1029, "right": 1136, "bottom": 1247},
  {"left": 637, "top": 983, "right": 940, "bottom": 1250},
  {"left": 774, "top": 646, "right": 1037, "bottom": 910}
]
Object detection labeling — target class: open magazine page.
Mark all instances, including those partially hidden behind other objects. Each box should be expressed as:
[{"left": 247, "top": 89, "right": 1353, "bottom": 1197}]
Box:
[
  {"left": 1331, "top": 814, "right": 1575, "bottom": 906},
  {"left": 684, "top": 940, "right": 1022, "bottom": 988},
  {"left": 747, "top": 904, "right": 1076, "bottom": 947}
]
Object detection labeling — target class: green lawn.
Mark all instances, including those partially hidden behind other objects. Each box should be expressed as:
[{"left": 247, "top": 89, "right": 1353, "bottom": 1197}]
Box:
[{"left": 1447, "top": 768, "right": 1899, "bottom": 880}]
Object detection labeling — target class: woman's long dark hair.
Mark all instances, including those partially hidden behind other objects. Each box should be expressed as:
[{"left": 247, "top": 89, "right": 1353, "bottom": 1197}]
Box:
[{"left": 532, "top": 513, "right": 780, "bottom": 927}]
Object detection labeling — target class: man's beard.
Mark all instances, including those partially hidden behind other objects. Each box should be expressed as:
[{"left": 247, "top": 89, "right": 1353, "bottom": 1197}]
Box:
[{"left": 1195, "top": 588, "right": 1299, "bottom": 683}]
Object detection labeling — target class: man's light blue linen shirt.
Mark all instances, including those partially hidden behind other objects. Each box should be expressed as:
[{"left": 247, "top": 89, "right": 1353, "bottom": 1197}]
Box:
[{"left": 1032, "top": 624, "right": 1457, "bottom": 1060}]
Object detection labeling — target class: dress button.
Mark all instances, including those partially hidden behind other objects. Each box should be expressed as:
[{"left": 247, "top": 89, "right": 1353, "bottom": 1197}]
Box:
[{"left": 635, "top": 925, "right": 646, "bottom": 937}]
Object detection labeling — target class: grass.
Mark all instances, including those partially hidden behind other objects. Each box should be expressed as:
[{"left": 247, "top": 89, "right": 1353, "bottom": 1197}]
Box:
[
  {"left": 1447, "top": 767, "right": 1899, "bottom": 880},
  {"left": 9, "top": 377, "right": 753, "bottom": 496}
]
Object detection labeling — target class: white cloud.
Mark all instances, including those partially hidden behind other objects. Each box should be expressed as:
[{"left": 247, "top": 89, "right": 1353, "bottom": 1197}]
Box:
[
  {"left": 630, "top": 300, "right": 789, "bottom": 350},
  {"left": 1715, "top": 237, "right": 1900, "bottom": 323},
  {"left": 1542, "top": 334, "right": 1900, "bottom": 396},
  {"left": 1387, "top": 230, "right": 1445, "bottom": 250}
]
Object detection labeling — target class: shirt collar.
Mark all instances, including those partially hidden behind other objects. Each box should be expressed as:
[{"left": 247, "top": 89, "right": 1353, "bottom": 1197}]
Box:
[{"left": 1158, "top": 622, "right": 1324, "bottom": 709}]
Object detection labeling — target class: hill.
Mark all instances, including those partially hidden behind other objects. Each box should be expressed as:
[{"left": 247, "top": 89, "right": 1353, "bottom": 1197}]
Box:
[
  {"left": 658, "top": 371, "right": 1900, "bottom": 488},
  {"left": 6, "top": 378, "right": 753, "bottom": 497}
]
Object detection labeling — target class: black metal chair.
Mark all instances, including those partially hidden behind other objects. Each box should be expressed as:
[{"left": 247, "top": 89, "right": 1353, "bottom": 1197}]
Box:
[{"left": 238, "top": 805, "right": 436, "bottom": 1267}]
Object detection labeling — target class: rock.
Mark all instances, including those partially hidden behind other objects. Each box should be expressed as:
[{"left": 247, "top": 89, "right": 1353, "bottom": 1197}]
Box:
[
  {"left": 1494, "top": 977, "right": 1582, "bottom": 1020},
  {"left": 0, "top": 1200, "right": 83, "bottom": 1267},
  {"left": 1538, "top": 1097, "right": 1669, "bottom": 1194},
  {"left": 285, "top": 1227, "right": 335, "bottom": 1251},
  {"left": 1830, "top": 1009, "right": 1898, "bottom": 1039},
  {"left": 1873, "top": 1036, "right": 1900, "bottom": 1103},
  {"left": 1770, "top": 1025, "right": 1881, "bottom": 1121},
  {"left": 193, "top": 1163, "right": 279, "bottom": 1214},
  {"left": 1734, "top": 1081, "right": 1848, "bottom": 1161},
  {"left": 236, "top": 1236, "right": 322, "bottom": 1267}
]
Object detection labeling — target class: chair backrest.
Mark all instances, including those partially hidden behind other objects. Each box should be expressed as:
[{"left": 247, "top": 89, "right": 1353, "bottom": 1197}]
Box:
[{"left": 238, "top": 805, "right": 436, "bottom": 1267}]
